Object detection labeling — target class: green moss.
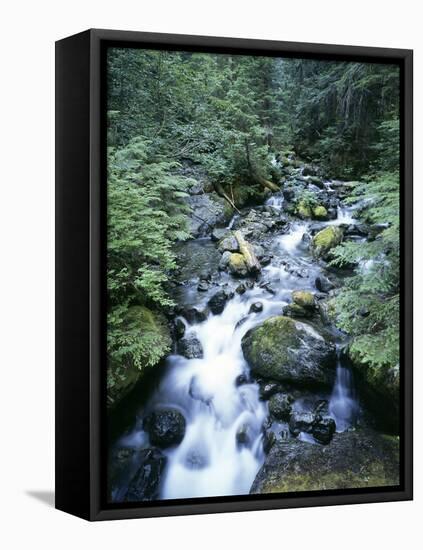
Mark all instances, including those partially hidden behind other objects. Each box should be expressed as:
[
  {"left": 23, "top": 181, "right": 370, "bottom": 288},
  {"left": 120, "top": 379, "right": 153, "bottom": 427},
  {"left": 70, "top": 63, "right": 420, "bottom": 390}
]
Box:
[
  {"left": 313, "top": 205, "right": 328, "bottom": 220},
  {"left": 228, "top": 252, "right": 248, "bottom": 276},
  {"left": 312, "top": 226, "right": 343, "bottom": 259},
  {"left": 261, "top": 464, "right": 396, "bottom": 494},
  {"left": 107, "top": 306, "right": 171, "bottom": 408},
  {"left": 292, "top": 290, "right": 315, "bottom": 308},
  {"left": 296, "top": 199, "right": 312, "bottom": 219}
]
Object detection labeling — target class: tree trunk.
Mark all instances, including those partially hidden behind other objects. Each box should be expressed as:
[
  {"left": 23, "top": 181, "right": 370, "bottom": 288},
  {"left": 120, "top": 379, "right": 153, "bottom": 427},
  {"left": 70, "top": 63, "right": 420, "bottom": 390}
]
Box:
[{"left": 234, "top": 230, "right": 261, "bottom": 274}]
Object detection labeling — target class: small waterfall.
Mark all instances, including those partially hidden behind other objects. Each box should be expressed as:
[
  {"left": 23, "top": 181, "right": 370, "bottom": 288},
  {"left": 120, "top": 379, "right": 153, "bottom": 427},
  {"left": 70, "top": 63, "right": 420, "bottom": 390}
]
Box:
[
  {"left": 227, "top": 214, "right": 239, "bottom": 230},
  {"left": 265, "top": 193, "right": 284, "bottom": 211},
  {"left": 329, "top": 349, "right": 358, "bottom": 432}
]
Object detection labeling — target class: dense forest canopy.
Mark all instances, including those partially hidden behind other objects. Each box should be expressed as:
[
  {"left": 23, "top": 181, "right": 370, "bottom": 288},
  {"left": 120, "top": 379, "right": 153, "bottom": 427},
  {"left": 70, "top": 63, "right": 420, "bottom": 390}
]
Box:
[{"left": 106, "top": 48, "right": 400, "bottom": 409}]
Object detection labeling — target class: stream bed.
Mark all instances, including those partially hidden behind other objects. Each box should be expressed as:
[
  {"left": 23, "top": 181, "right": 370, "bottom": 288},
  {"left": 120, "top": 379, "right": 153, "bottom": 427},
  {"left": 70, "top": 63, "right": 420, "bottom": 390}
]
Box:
[{"left": 109, "top": 170, "right": 399, "bottom": 503}]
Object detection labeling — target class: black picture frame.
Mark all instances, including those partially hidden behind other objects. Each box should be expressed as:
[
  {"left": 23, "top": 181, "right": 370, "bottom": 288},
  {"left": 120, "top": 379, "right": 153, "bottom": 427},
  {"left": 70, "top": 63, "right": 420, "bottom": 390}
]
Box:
[{"left": 55, "top": 28, "right": 413, "bottom": 521}]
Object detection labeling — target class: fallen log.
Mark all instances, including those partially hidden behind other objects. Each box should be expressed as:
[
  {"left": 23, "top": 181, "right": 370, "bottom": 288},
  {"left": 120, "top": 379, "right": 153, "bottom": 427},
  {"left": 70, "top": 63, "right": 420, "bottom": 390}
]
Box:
[
  {"left": 234, "top": 230, "right": 261, "bottom": 275},
  {"left": 213, "top": 182, "right": 241, "bottom": 214}
]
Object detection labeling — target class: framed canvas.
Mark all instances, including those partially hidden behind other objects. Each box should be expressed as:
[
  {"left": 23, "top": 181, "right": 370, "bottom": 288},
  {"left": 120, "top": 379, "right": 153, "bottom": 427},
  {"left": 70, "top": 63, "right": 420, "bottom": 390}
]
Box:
[{"left": 55, "top": 29, "right": 413, "bottom": 521}]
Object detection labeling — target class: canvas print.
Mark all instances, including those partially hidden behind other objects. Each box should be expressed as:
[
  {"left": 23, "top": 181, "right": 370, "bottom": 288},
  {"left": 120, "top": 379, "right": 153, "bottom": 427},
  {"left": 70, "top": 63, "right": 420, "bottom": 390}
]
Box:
[{"left": 106, "top": 47, "right": 400, "bottom": 503}]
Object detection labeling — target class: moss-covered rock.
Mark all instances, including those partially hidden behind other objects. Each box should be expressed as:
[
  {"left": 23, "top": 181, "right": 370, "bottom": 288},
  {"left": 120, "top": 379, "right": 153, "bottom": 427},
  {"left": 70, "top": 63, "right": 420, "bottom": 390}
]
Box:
[
  {"left": 312, "top": 205, "right": 328, "bottom": 220},
  {"left": 292, "top": 290, "right": 315, "bottom": 309},
  {"left": 241, "top": 316, "right": 336, "bottom": 388},
  {"left": 311, "top": 226, "right": 343, "bottom": 259},
  {"left": 295, "top": 199, "right": 313, "bottom": 219},
  {"left": 283, "top": 303, "right": 312, "bottom": 319},
  {"left": 107, "top": 306, "right": 171, "bottom": 409},
  {"left": 250, "top": 429, "right": 400, "bottom": 494},
  {"left": 228, "top": 253, "right": 248, "bottom": 277}
]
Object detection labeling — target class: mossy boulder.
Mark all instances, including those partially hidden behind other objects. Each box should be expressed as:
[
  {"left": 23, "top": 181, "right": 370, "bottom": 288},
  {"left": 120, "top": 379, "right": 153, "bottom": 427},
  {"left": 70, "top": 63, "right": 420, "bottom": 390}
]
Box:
[
  {"left": 311, "top": 226, "right": 343, "bottom": 259},
  {"left": 295, "top": 199, "right": 313, "bottom": 219},
  {"left": 228, "top": 253, "right": 248, "bottom": 277},
  {"left": 312, "top": 205, "right": 328, "bottom": 220},
  {"left": 250, "top": 429, "right": 400, "bottom": 494},
  {"left": 292, "top": 290, "right": 315, "bottom": 309},
  {"left": 107, "top": 306, "right": 171, "bottom": 408},
  {"left": 241, "top": 316, "right": 336, "bottom": 388}
]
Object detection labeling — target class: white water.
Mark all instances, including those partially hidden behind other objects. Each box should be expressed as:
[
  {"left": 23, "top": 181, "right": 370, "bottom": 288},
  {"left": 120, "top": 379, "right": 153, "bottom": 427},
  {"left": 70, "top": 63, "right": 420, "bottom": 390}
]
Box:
[
  {"left": 265, "top": 193, "right": 284, "bottom": 211},
  {"left": 327, "top": 205, "right": 356, "bottom": 226},
  {"left": 329, "top": 351, "right": 358, "bottom": 432}
]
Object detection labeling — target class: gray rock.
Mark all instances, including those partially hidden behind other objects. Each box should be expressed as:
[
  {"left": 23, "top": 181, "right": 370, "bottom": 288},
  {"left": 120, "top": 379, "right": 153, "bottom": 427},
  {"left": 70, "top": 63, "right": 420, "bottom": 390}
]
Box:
[
  {"left": 124, "top": 448, "right": 167, "bottom": 502},
  {"left": 208, "top": 288, "right": 234, "bottom": 315},
  {"left": 177, "top": 334, "right": 204, "bottom": 359},
  {"left": 268, "top": 393, "right": 293, "bottom": 421}
]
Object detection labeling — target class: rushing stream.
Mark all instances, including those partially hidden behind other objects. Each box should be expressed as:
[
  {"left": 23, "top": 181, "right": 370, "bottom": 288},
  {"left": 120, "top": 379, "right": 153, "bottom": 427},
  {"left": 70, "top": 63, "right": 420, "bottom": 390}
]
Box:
[{"left": 111, "top": 183, "right": 362, "bottom": 502}]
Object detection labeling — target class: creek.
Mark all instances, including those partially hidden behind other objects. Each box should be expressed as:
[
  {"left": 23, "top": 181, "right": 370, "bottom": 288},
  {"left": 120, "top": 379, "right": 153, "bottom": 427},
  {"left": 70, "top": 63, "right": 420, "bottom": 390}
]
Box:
[{"left": 111, "top": 177, "right": 362, "bottom": 502}]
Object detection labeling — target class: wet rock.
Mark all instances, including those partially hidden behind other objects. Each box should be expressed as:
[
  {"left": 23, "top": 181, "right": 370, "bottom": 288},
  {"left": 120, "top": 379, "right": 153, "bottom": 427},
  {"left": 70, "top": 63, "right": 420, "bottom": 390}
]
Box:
[
  {"left": 315, "top": 275, "right": 335, "bottom": 293},
  {"left": 211, "top": 228, "right": 229, "bottom": 242},
  {"left": 235, "top": 373, "right": 250, "bottom": 387},
  {"left": 236, "top": 424, "right": 252, "bottom": 446},
  {"left": 228, "top": 253, "right": 249, "bottom": 277},
  {"left": 260, "top": 255, "right": 272, "bottom": 266},
  {"left": 144, "top": 410, "right": 186, "bottom": 449},
  {"left": 263, "top": 430, "right": 276, "bottom": 454},
  {"left": 312, "top": 416, "right": 336, "bottom": 444},
  {"left": 311, "top": 226, "right": 343, "bottom": 260},
  {"left": 283, "top": 303, "right": 313, "bottom": 319},
  {"left": 250, "top": 430, "right": 400, "bottom": 494},
  {"left": 253, "top": 244, "right": 265, "bottom": 260},
  {"left": 241, "top": 316, "right": 336, "bottom": 388},
  {"left": 236, "top": 281, "right": 254, "bottom": 294},
  {"left": 234, "top": 317, "right": 249, "bottom": 331},
  {"left": 268, "top": 393, "right": 293, "bottom": 421},
  {"left": 124, "top": 448, "right": 167, "bottom": 502},
  {"left": 197, "top": 280, "right": 210, "bottom": 292},
  {"left": 177, "top": 334, "right": 204, "bottom": 359},
  {"left": 218, "top": 234, "right": 239, "bottom": 253},
  {"left": 289, "top": 411, "right": 316, "bottom": 436},
  {"left": 208, "top": 288, "right": 234, "bottom": 315},
  {"left": 259, "top": 281, "right": 276, "bottom": 295},
  {"left": 313, "top": 399, "right": 329, "bottom": 416},
  {"left": 259, "top": 381, "right": 284, "bottom": 400},
  {"left": 219, "top": 250, "right": 232, "bottom": 270},
  {"left": 249, "top": 302, "right": 263, "bottom": 314},
  {"left": 174, "top": 318, "right": 186, "bottom": 339},
  {"left": 181, "top": 307, "right": 208, "bottom": 324}
]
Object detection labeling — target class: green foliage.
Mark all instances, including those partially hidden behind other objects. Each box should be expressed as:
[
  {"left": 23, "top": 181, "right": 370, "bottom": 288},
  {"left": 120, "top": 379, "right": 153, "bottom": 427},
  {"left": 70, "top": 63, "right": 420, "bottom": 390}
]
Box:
[
  {"left": 107, "top": 137, "right": 191, "bottom": 399},
  {"left": 279, "top": 60, "right": 400, "bottom": 178},
  {"left": 330, "top": 172, "right": 400, "bottom": 369}
]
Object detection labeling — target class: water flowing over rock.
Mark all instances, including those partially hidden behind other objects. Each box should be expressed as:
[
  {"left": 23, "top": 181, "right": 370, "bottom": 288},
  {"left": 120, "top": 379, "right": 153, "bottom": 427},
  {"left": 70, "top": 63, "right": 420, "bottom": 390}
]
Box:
[{"left": 241, "top": 316, "right": 337, "bottom": 388}]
